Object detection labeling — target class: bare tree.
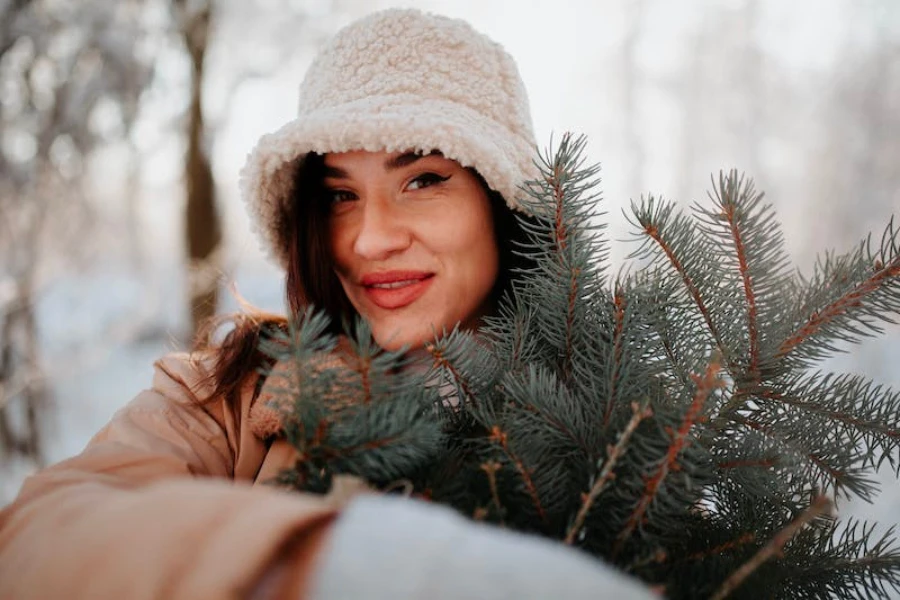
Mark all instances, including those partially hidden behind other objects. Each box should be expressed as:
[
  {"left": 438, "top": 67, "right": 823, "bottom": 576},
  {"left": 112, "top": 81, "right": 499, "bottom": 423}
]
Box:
[
  {"left": 172, "top": 0, "right": 222, "bottom": 340},
  {"left": 0, "top": 0, "right": 153, "bottom": 464}
]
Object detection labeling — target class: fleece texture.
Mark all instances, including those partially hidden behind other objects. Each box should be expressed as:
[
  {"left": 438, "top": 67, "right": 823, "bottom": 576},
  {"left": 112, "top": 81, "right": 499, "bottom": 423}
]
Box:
[{"left": 240, "top": 8, "right": 538, "bottom": 268}]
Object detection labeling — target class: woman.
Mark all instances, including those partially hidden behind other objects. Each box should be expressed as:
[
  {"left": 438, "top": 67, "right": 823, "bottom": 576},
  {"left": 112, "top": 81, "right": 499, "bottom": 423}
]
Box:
[{"left": 0, "top": 9, "right": 652, "bottom": 600}]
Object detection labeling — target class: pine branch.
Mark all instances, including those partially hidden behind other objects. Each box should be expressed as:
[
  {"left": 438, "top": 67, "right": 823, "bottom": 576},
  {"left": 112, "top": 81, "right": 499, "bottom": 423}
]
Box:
[
  {"left": 614, "top": 360, "right": 723, "bottom": 556},
  {"left": 603, "top": 288, "right": 627, "bottom": 429},
  {"left": 709, "top": 496, "right": 832, "bottom": 600},
  {"left": 488, "top": 424, "right": 548, "bottom": 524},
  {"left": 480, "top": 460, "right": 505, "bottom": 522},
  {"left": 732, "top": 414, "right": 876, "bottom": 500},
  {"left": 721, "top": 188, "right": 759, "bottom": 378},
  {"left": 779, "top": 256, "right": 900, "bottom": 358},
  {"left": 501, "top": 365, "right": 594, "bottom": 456},
  {"left": 629, "top": 198, "right": 729, "bottom": 364},
  {"left": 778, "top": 218, "right": 900, "bottom": 365},
  {"left": 565, "top": 401, "right": 652, "bottom": 545}
]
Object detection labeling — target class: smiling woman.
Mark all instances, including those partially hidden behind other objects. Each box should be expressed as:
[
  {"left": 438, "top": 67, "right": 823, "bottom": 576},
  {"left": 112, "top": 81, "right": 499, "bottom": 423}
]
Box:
[
  {"left": 0, "top": 8, "right": 653, "bottom": 600},
  {"left": 325, "top": 150, "right": 499, "bottom": 350}
]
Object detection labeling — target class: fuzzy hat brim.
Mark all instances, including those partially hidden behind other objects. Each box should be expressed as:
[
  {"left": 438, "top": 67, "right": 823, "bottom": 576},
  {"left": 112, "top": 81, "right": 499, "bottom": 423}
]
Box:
[{"left": 240, "top": 93, "right": 537, "bottom": 269}]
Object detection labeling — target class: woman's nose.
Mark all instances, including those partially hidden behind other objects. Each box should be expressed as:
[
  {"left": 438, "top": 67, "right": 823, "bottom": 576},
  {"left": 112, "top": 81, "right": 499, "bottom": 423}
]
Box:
[{"left": 352, "top": 196, "right": 411, "bottom": 260}]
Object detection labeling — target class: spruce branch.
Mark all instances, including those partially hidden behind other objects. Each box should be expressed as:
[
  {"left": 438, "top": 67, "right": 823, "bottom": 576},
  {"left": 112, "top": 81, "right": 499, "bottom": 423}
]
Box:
[
  {"left": 272, "top": 135, "right": 900, "bottom": 597},
  {"left": 517, "top": 133, "right": 606, "bottom": 383},
  {"left": 731, "top": 413, "right": 876, "bottom": 500},
  {"left": 628, "top": 197, "right": 727, "bottom": 360},
  {"left": 488, "top": 424, "right": 548, "bottom": 524},
  {"left": 565, "top": 401, "right": 652, "bottom": 545},
  {"left": 425, "top": 339, "right": 475, "bottom": 408},
  {"left": 780, "top": 255, "right": 900, "bottom": 357},
  {"left": 683, "top": 532, "right": 757, "bottom": 564},
  {"left": 779, "top": 519, "right": 900, "bottom": 598},
  {"left": 716, "top": 175, "right": 762, "bottom": 378},
  {"left": 778, "top": 219, "right": 900, "bottom": 365},
  {"left": 709, "top": 496, "right": 833, "bottom": 600},
  {"left": 480, "top": 460, "right": 505, "bottom": 522},
  {"left": 614, "top": 359, "right": 724, "bottom": 557},
  {"left": 501, "top": 365, "right": 593, "bottom": 456},
  {"left": 761, "top": 374, "right": 900, "bottom": 473},
  {"left": 603, "top": 288, "right": 628, "bottom": 429}
]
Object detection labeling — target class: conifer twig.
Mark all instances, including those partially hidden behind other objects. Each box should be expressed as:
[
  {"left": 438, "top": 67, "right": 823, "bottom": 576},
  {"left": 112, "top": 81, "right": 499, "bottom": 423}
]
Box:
[
  {"left": 684, "top": 533, "right": 756, "bottom": 563},
  {"left": 489, "top": 425, "right": 547, "bottom": 523},
  {"left": 642, "top": 223, "right": 726, "bottom": 359},
  {"left": 425, "top": 342, "right": 475, "bottom": 407},
  {"left": 709, "top": 496, "right": 833, "bottom": 600},
  {"left": 722, "top": 202, "right": 760, "bottom": 378},
  {"left": 777, "top": 255, "right": 900, "bottom": 359},
  {"left": 549, "top": 157, "right": 578, "bottom": 381},
  {"left": 614, "top": 360, "right": 723, "bottom": 556},
  {"left": 733, "top": 415, "right": 855, "bottom": 493},
  {"left": 603, "top": 289, "right": 627, "bottom": 429},
  {"left": 352, "top": 354, "right": 373, "bottom": 404},
  {"left": 565, "top": 402, "right": 652, "bottom": 545},
  {"left": 480, "top": 461, "right": 504, "bottom": 521}
]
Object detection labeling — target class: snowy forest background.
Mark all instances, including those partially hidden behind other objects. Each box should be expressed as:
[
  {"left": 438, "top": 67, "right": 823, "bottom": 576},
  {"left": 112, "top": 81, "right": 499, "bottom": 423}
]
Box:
[{"left": 1, "top": 0, "right": 898, "bottom": 546}]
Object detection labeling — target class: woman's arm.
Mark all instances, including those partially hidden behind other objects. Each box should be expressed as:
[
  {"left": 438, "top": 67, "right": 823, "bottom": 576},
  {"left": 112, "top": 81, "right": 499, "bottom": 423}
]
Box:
[{"left": 0, "top": 353, "right": 338, "bottom": 600}]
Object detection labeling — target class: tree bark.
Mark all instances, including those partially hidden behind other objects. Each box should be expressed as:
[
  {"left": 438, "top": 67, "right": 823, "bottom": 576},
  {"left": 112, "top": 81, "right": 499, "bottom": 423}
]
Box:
[{"left": 178, "top": 0, "right": 221, "bottom": 340}]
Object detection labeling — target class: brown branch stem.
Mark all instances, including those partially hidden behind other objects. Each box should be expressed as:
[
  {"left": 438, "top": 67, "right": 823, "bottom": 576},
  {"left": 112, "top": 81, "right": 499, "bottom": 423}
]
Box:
[
  {"left": 603, "top": 290, "right": 627, "bottom": 429},
  {"left": 480, "top": 461, "right": 505, "bottom": 522},
  {"left": 426, "top": 343, "right": 475, "bottom": 407},
  {"left": 489, "top": 425, "right": 548, "bottom": 524},
  {"left": 709, "top": 496, "right": 832, "bottom": 600},
  {"left": 565, "top": 402, "right": 652, "bottom": 545},
  {"left": 643, "top": 224, "right": 727, "bottom": 358},
  {"left": 723, "top": 204, "right": 759, "bottom": 378},
  {"left": 613, "top": 360, "right": 722, "bottom": 556},
  {"left": 778, "top": 256, "right": 900, "bottom": 359}
]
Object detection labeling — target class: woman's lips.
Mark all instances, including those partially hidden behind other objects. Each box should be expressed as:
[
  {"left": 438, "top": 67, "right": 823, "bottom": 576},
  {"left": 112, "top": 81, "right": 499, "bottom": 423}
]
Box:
[{"left": 361, "top": 271, "right": 434, "bottom": 309}]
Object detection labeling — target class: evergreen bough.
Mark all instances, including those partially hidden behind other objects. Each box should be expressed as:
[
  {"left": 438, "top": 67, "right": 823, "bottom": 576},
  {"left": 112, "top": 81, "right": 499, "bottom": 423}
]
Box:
[{"left": 261, "top": 134, "right": 900, "bottom": 599}]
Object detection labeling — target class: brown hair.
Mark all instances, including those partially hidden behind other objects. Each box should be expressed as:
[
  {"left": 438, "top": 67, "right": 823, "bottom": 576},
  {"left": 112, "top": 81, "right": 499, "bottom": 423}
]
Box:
[{"left": 195, "top": 152, "right": 535, "bottom": 404}]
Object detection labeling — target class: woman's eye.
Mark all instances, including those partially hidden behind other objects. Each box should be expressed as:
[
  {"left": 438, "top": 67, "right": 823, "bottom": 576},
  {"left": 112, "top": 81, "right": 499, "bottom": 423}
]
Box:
[
  {"left": 327, "top": 189, "right": 357, "bottom": 204},
  {"left": 407, "top": 173, "right": 450, "bottom": 191}
]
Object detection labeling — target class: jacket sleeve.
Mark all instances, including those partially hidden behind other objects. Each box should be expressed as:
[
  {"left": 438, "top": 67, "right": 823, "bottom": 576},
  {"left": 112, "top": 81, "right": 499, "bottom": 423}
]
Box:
[{"left": 0, "top": 353, "right": 338, "bottom": 600}]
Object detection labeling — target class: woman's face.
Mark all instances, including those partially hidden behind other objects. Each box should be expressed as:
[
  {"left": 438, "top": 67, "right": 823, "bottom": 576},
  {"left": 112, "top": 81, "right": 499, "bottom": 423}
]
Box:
[{"left": 325, "top": 150, "right": 499, "bottom": 350}]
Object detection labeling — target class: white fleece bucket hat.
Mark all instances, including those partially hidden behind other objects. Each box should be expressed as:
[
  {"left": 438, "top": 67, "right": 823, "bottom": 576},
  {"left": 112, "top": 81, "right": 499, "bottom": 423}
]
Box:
[{"left": 240, "top": 8, "right": 538, "bottom": 268}]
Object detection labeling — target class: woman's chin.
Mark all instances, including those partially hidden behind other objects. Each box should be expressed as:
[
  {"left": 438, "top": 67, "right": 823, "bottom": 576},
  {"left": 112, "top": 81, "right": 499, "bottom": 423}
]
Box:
[{"left": 371, "top": 323, "right": 433, "bottom": 352}]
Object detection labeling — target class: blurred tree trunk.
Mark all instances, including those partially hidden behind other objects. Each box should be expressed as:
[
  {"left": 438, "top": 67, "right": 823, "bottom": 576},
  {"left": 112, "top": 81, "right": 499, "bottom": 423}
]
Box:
[
  {"left": 176, "top": 0, "right": 222, "bottom": 340},
  {"left": 0, "top": 277, "right": 45, "bottom": 465}
]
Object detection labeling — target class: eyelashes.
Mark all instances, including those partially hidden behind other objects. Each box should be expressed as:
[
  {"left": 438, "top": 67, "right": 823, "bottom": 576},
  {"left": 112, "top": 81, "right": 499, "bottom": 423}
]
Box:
[
  {"left": 406, "top": 172, "right": 451, "bottom": 191},
  {"left": 325, "top": 172, "right": 452, "bottom": 207}
]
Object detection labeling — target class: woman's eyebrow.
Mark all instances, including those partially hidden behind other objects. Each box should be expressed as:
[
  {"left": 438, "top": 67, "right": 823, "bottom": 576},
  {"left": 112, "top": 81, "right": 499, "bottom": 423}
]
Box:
[
  {"left": 384, "top": 150, "right": 443, "bottom": 171},
  {"left": 323, "top": 165, "right": 348, "bottom": 179}
]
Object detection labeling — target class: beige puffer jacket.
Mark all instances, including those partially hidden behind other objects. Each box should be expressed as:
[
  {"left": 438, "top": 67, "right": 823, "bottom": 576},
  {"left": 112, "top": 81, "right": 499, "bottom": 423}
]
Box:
[{"left": 0, "top": 352, "right": 337, "bottom": 600}]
